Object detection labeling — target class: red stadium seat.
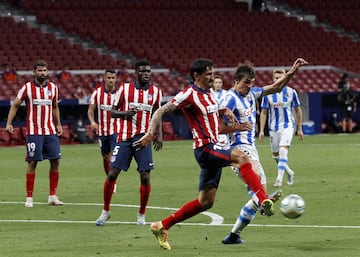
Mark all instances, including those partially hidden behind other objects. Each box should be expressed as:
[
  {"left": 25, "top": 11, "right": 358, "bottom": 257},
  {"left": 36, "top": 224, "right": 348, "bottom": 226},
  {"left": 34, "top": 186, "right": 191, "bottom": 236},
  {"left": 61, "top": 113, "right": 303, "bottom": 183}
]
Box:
[
  {"left": 9, "top": 127, "right": 24, "bottom": 145},
  {"left": 0, "top": 128, "right": 11, "bottom": 146},
  {"left": 162, "top": 122, "right": 175, "bottom": 141},
  {"left": 59, "top": 125, "right": 72, "bottom": 145}
]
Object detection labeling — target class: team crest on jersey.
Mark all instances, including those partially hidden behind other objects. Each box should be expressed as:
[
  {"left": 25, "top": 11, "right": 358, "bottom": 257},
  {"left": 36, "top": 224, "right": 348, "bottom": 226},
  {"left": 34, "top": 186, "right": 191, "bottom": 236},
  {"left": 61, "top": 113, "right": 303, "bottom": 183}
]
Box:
[
  {"left": 47, "top": 90, "right": 52, "bottom": 97},
  {"left": 147, "top": 94, "right": 153, "bottom": 101}
]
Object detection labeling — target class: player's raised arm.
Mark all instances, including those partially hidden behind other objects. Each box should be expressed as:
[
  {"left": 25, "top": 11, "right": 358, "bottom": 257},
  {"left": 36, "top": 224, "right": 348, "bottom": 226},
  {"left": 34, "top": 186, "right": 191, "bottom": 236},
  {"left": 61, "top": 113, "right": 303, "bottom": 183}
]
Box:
[{"left": 263, "top": 58, "right": 308, "bottom": 96}]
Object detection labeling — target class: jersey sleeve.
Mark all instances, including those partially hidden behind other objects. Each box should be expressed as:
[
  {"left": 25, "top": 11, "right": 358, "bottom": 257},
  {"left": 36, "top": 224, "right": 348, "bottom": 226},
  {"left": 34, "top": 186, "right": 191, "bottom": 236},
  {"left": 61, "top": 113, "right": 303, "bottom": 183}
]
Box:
[
  {"left": 261, "top": 95, "right": 269, "bottom": 109},
  {"left": 17, "top": 83, "right": 28, "bottom": 101},
  {"left": 113, "top": 84, "right": 124, "bottom": 108},
  {"left": 292, "top": 89, "right": 301, "bottom": 108}
]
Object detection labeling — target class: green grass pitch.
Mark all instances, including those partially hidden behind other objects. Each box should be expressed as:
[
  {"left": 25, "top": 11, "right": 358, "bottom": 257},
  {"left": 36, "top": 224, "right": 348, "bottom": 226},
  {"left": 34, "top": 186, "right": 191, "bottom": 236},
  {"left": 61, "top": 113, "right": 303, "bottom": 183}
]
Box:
[{"left": 0, "top": 134, "right": 359, "bottom": 257}]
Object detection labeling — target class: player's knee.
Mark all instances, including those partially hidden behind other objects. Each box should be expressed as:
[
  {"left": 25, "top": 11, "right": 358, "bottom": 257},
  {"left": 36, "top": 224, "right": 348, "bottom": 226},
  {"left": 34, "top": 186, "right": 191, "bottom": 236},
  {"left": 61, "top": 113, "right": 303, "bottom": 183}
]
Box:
[
  {"left": 233, "top": 149, "right": 249, "bottom": 165},
  {"left": 200, "top": 199, "right": 214, "bottom": 210},
  {"left": 107, "top": 169, "right": 119, "bottom": 182}
]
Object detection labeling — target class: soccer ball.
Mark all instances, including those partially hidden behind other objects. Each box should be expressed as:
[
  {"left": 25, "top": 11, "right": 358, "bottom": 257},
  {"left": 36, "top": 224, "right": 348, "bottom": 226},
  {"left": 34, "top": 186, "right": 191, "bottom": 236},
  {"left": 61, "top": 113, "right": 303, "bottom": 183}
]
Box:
[{"left": 279, "top": 194, "right": 305, "bottom": 219}]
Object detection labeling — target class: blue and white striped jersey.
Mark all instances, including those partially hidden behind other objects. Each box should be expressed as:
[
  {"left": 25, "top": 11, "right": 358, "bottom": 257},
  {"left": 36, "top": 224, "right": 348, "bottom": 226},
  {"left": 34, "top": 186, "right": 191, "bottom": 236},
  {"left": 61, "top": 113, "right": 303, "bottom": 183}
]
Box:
[
  {"left": 210, "top": 88, "right": 228, "bottom": 105},
  {"left": 261, "top": 86, "right": 301, "bottom": 132},
  {"left": 221, "top": 87, "right": 263, "bottom": 146}
]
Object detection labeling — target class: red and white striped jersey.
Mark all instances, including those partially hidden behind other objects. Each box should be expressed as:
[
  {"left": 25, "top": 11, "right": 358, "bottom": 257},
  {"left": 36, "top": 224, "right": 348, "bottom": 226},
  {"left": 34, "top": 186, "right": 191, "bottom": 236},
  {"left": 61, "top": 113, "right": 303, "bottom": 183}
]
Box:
[
  {"left": 17, "top": 81, "right": 58, "bottom": 135},
  {"left": 89, "top": 85, "right": 120, "bottom": 136},
  {"left": 113, "top": 82, "right": 162, "bottom": 141},
  {"left": 172, "top": 83, "right": 219, "bottom": 149}
]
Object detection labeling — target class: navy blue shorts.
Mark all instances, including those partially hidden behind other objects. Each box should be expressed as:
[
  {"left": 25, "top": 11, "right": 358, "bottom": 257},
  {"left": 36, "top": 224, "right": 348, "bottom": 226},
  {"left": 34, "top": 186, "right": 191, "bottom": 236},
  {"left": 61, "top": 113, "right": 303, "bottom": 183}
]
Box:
[
  {"left": 110, "top": 133, "right": 153, "bottom": 172},
  {"left": 26, "top": 135, "right": 61, "bottom": 162},
  {"left": 194, "top": 143, "right": 232, "bottom": 191},
  {"left": 98, "top": 134, "right": 118, "bottom": 156}
]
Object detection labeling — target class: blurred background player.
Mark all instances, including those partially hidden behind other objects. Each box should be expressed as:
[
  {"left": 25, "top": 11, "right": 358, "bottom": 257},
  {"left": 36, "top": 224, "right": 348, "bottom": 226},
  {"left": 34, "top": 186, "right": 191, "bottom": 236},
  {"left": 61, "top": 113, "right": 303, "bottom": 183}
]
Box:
[
  {"left": 221, "top": 59, "right": 307, "bottom": 244},
  {"left": 5, "top": 59, "right": 63, "bottom": 207},
  {"left": 87, "top": 69, "right": 120, "bottom": 192},
  {"left": 259, "top": 68, "right": 304, "bottom": 187},
  {"left": 95, "top": 60, "right": 163, "bottom": 226},
  {"left": 210, "top": 75, "right": 228, "bottom": 144}
]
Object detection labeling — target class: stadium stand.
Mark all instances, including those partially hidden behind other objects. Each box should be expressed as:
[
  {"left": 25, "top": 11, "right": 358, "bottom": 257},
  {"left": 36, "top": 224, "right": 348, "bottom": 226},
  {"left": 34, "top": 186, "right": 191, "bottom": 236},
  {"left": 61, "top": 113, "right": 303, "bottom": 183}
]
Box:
[
  {"left": 1, "top": 0, "right": 360, "bottom": 96},
  {"left": 274, "top": 0, "right": 360, "bottom": 34}
]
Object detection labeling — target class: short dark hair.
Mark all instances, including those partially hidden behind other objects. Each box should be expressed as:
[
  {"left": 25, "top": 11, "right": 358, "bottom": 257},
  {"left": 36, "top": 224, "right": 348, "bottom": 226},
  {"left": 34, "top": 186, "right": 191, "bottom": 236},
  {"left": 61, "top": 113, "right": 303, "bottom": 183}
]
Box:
[
  {"left": 135, "top": 60, "right": 151, "bottom": 71},
  {"left": 233, "top": 61, "right": 255, "bottom": 81},
  {"left": 104, "top": 68, "right": 116, "bottom": 74},
  {"left": 33, "top": 59, "right": 48, "bottom": 70},
  {"left": 189, "top": 58, "right": 213, "bottom": 81}
]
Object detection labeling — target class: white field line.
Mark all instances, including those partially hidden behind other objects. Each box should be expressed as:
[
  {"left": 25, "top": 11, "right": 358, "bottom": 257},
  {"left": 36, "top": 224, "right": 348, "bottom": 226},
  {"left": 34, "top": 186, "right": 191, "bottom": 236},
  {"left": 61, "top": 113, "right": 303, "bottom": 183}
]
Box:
[{"left": 0, "top": 201, "right": 359, "bottom": 229}]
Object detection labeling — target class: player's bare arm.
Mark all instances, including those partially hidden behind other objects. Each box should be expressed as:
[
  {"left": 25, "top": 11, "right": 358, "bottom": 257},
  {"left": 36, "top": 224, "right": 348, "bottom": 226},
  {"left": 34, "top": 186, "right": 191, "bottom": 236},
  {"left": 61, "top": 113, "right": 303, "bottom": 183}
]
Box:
[
  {"left": 258, "top": 109, "right": 268, "bottom": 142},
  {"left": 263, "top": 58, "right": 308, "bottom": 96},
  {"left": 152, "top": 102, "right": 164, "bottom": 151},
  {"left": 133, "top": 102, "right": 177, "bottom": 150},
  {"left": 87, "top": 104, "right": 99, "bottom": 133},
  {"left": 110, "top": 105, "right": 138, "bottom": 119},
  {"left": 219, "top": 107, "right": 238, "bottom": 125},
  {"left": 295, "top": 106, "right": 304, "bottom": 141},
  {"left": 219, "top": 120, "right": 252, "bottom": 134},
  {"left": 5, "top": 97, "right": 22, "bottom": 134},
  {"left": 53, "top": 100, "right": 63, "bottom": 136}
]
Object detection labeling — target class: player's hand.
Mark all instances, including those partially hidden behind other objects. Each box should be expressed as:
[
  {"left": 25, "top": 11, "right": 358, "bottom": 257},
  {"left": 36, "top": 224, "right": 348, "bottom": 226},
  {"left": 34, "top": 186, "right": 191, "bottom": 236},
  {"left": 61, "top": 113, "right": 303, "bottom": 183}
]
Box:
[
  {"left": 124, "top": 108, "right": 138, "bottom": 120},
  {"left": 222, "top": 107, "right": 238, "bottom": 126},
  {"left": 238, "top": 121, "right": 252, "bottom": 131},
  {"left": 290, "top": 58, "right": 308, "bottom": 74},
  {"left": 297, "top": 129, "right": 304, "bottom": 141},
  {"left": 133, "top": 133, "right": 154, "bottom": 151},
  {"left": 5, "top": 124, "right": 14, "bottom": 134},
  {"left": 90, "top": 122, "right": 98, "bottom": 134},
  {"left": 153, "top": 139, "right": 163, "bottom": 151},
  {"left": 258, "top": 131, "right": 265, "bottom": 142},
  {"left": 56, "top": 125, "right": 63, "bottom": 136}
]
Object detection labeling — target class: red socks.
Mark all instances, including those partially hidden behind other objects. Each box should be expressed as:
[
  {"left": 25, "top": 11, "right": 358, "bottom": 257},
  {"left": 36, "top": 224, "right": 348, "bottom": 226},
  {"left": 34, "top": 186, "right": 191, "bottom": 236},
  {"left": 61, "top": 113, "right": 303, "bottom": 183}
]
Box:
[
  {"left": 27, "top": 171, "right": 59, "bottom": 197},
  {"left": 239, "top": 162, "right": 267, "bottom": 204},
  {"left": 49, "top": 171, "right": 59, "bottom": 196},
  {"left": 26, "top": 173, "right": 35, "bottom": 197},
  {"left": 162, "top": 199, "right": 203, "bottom": 230},
  {"left": 139, "top": 184, "right": 151, "bottom": 214},
  {"left": 103, "top": 178, "right": 115, "bottom": 211}
]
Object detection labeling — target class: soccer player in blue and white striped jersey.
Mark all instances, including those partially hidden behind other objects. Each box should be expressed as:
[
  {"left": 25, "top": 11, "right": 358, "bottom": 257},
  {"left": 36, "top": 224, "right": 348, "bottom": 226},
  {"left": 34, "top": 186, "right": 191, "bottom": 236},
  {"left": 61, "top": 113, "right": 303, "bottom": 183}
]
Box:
[
  {"left": 221, "top": 59, "right": 307, "bottom": 245},
  {"left": 259, "top": 69, "right": 304, "bottom": 187}
]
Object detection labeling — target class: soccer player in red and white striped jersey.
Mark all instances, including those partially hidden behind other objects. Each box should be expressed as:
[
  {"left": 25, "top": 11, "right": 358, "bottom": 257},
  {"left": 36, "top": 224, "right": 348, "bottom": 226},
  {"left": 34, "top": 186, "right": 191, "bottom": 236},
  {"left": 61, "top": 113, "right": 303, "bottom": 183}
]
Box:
[
  {"left": 6, "top": 59, "right": 64, "bottom": 207},
  {"left": 95, "top": 60, "right": 163, "bottom": 226},
  {"left": 88, "top": 69, "right": 120, "bottom": 181}
]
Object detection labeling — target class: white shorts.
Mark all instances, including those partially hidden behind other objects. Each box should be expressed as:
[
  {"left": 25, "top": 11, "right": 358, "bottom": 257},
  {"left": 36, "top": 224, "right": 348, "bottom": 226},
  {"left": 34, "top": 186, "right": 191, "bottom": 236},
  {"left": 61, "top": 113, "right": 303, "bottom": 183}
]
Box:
[
  {"left": 231, "top": 144, "right": 266, "bottom": 185},
  {"left": 269, "top": 127, "right": 294, "bottom": 153},
  {"left": 218, "top": 134, "right": 228, "bottom": 144}
]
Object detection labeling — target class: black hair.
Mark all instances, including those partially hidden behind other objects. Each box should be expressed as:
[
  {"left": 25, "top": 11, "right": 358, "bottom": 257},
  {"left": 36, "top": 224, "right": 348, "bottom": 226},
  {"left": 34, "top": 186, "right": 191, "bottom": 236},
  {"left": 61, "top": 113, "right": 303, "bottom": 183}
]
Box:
[
  {"left": 135, "top": 60, "right": 151, "bottom": 71},
  {"left": 189, "top": 58, "right": 213, "bottom": 81},
  {"left": 233, "top": 61, "right": 256, "bottom": 81},
  {"left": 104, "top": 68, "right": 116, "bottom": 74}
]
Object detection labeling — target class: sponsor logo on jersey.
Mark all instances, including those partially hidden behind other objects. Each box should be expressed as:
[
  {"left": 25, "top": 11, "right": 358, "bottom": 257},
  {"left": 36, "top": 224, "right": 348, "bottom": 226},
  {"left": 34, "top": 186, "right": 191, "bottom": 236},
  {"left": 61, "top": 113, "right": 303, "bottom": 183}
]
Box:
[
  {"left": 33, "top": 99, "right": 52, "bottom": 106},
  {"left": 129, "top": 102, "right": 152, "bottom": 112},
  {"left": 99, "top": 104, "right": 112, "bottom": 111}
]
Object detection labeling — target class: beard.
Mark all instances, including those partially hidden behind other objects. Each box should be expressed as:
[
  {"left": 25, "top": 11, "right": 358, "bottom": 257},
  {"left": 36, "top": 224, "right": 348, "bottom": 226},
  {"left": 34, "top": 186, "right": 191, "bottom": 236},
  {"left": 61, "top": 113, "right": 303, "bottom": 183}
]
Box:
[{"left": 37, "top": 75, "right": 48, "bottom": 83}]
